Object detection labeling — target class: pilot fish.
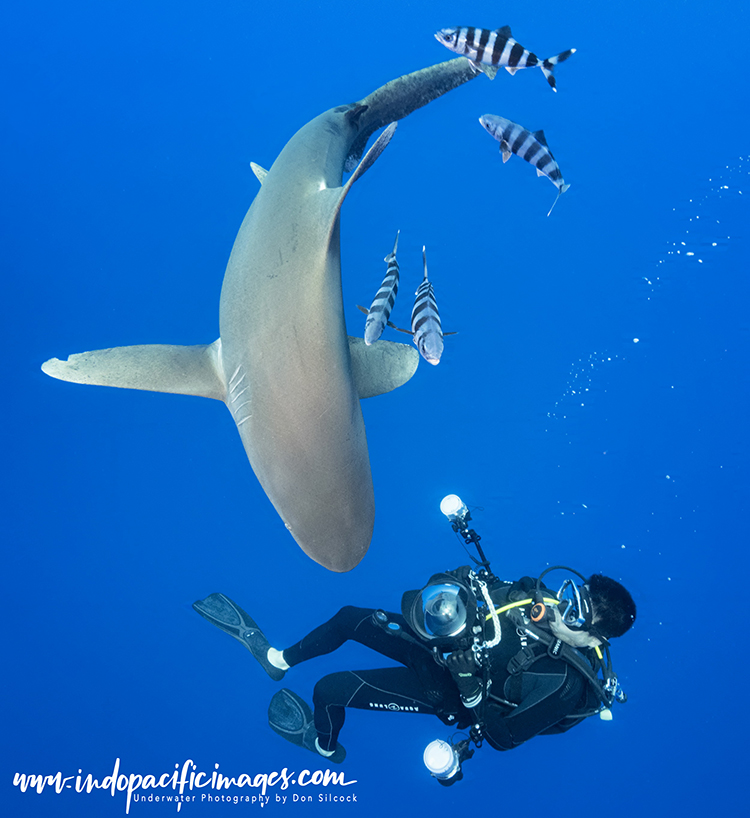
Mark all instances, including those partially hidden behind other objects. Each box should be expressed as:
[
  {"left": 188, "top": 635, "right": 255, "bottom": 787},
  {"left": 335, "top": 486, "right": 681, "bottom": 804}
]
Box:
[
  {"left": 411, "top": 247, "right": 444, "bottom": 365},
  {"left": 364, "top": 231, "right": 400, "bottom": 345},
  {"left": 435, "top": 26, "right": 575, "bottom": 91},
  {"left": 479, "top": 114, "right": 570, "bottom": 216}
]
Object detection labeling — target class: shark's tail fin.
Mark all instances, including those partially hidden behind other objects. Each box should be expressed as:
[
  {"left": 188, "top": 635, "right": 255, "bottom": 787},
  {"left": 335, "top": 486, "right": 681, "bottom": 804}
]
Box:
[
  {"left": 540, "top": 48, "right": 576, "bottom": 91},
  {"left": 41, "top": 340, "right": 226, "bottom": 401}
]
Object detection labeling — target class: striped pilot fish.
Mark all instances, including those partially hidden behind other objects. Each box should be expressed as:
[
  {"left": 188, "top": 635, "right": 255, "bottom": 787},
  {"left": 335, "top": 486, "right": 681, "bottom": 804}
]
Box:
[
  {"left": 435, "top": 25, "right": 575, "bottom": 91},
  {"left": 411, "top": 247, "right": 444, "bottom": 365},
  {"left": 479, "top": 114, "right": 570, "bottom": 216},
  {"left": 364, "top": 231, "right": 400, "bottom": 345}
]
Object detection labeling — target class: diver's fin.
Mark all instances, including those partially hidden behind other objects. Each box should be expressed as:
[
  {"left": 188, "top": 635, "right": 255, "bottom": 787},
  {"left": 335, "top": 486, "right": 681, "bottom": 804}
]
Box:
[
  {"left": 250, "top": 162, "right": 269, "bottom": 184},
  {"left": 268, "top": 689, "right": 346, "bottom": 763},
  {"left": 347, "top": 335, "right": 418, "bottom": 399},
  {"left": 192, "top": 593, "right": 285, "bottom": 681},
  {"left": 41, "top": 340, "right": 226, "bottom": 401}
]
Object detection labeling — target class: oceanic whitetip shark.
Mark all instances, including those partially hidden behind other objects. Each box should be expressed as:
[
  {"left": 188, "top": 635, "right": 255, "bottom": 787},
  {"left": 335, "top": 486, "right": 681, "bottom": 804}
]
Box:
[{"left": 42, "top": 58, "right": 480, "bottom": 572}]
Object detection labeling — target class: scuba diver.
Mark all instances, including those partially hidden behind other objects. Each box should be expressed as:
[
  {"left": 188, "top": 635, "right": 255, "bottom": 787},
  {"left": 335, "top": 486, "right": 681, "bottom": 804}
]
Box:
[{"left": 193, "top": 496, "right": 636, "bottom": 784}]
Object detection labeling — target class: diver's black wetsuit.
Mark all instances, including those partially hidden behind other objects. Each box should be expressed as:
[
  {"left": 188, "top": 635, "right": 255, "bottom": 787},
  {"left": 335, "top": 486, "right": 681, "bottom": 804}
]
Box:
[{"left": 282, "top": 575, "right": 594, "bottom": 753}]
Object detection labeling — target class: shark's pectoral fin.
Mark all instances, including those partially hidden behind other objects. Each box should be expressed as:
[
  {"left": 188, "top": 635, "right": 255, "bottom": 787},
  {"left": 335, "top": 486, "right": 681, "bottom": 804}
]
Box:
[
  {"left": 41, "top": 339, "right": 226, "bottom": 401},
  {"left": 348, "top": 336, "right": 418, "bottom": 399}
]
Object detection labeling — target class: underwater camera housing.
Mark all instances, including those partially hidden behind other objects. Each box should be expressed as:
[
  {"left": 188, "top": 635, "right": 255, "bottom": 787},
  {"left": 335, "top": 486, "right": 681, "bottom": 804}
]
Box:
[
  {"left": 400, "top": 574, "right": 479, "bottom": 649},
  {"left": 401, "top": 495, "right": 499, "bottom": 655}
]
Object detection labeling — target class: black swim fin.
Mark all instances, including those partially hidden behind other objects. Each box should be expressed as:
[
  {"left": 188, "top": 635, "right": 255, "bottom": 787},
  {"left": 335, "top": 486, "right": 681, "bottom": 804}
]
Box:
[
  {"left": 192, "top": 592, "right": 285, "bottom": 681},
  {"left": 268, "top": 689, "right": 346, "bottom": 764}
]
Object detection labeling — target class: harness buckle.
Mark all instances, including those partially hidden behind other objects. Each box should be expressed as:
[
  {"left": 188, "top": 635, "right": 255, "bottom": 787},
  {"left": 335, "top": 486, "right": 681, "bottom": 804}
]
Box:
[{"left": 507, "top": 645, "right": 536, "bottom": 675}]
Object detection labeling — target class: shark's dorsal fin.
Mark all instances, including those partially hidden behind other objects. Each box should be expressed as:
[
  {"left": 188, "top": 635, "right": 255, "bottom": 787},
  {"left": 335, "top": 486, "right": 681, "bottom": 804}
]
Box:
[
  {"left": 348, "top": 336, "right": 418, "bottom": 399},
  {"left": 41, "top": 340, "right": 226, "bottom": 401},
  {"left": 533, "top": 129, "right": 548, "bottom": 146},
  {"left": 250, "top": 162, "right": 269, "bottom": 184},
  {"left": 497, "top": 25, "right": 512, "bottom": 37}
]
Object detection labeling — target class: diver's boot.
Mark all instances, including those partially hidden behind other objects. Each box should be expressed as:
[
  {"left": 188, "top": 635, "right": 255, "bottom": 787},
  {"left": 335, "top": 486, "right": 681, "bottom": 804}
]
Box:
[
  {"left": 268, "top": 689, "right": 346, "bottom": 763},
  {"left": 192, "top": 592, "right": 286, "bottom": 681}
]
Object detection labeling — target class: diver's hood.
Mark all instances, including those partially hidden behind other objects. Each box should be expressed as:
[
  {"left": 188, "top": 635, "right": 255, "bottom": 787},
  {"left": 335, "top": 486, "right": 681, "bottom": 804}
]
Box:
[{"left": 401, "top": 573, "right": 478, "bottom": 647}]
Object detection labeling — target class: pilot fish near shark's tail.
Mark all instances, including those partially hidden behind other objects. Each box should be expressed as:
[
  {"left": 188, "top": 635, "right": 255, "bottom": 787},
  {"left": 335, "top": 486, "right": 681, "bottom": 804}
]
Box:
[
  {"left": 479, "top": 114, "right": 570, "bottom": 216},
  {"left": 364, "top": 231, "right": 400, "bottom": 345},
  {"left": 435, "top": 26, "right": 575, "bottom": 91},
  {"left": 411, "top": 247, "right": 444, "bottom": 366}
]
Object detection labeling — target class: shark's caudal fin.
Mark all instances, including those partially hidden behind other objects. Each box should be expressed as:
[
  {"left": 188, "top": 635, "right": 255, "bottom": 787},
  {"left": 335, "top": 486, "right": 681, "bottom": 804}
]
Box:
[
  {"left": 342, "top": 122, "right": 397, "bottom": 195},
  {"left": 319, "top": 122, "right": 399, "bottom": 236},
  {"left": 41, "top": 340, "right": 226, "bottom": 401},
  {"left": 347, "top": 336, "right": 418, "bottom": 399},
  {"left": 473, "top": 62, "right": 498, "bottom": 80}
]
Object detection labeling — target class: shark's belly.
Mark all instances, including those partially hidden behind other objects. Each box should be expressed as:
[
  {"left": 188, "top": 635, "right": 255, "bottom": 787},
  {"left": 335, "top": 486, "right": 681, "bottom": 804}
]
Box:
[{"left": 219, "top": 209, "right": 374, "bottom": 572}]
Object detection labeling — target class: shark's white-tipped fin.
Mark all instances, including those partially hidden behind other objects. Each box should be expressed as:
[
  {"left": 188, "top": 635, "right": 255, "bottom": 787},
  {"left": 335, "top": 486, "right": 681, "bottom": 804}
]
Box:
[
  {"left": 41, "top": 340, "right": 226, "bottom": 401},
  {"left": 250, "top": 162, "right": 269, "bottom": 184},
  {"left": 348, "top": 336, "right": 418, "bottom": 399}
]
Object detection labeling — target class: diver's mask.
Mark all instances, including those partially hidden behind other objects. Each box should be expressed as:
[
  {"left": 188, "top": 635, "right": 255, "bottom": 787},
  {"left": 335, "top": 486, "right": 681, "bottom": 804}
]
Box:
[
  {"left": 556, "top": 578, "right": 594, "bottom": 631},
  {"left": 401, "top": 574, "right": 478, "bottom": 648}
]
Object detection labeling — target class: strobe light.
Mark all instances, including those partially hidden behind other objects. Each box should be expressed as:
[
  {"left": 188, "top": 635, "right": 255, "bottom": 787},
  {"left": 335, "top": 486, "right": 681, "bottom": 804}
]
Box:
[
  {"left": 423, "top": 739, "right": 461, "bottom": 781},
  {"left": 440, "top": 494, "right": 468, "bottom": 523}
]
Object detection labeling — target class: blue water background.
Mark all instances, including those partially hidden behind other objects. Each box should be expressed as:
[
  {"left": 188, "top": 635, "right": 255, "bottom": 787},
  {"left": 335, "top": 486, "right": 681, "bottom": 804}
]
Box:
[{"left": 3, "top": 0, "right": 749, "bottom": 815}]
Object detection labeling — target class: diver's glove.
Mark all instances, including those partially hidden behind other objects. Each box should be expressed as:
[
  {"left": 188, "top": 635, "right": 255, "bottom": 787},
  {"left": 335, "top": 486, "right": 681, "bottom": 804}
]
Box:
[{"left": 446, "top": 649, "right": 482, "bottom": 708}]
